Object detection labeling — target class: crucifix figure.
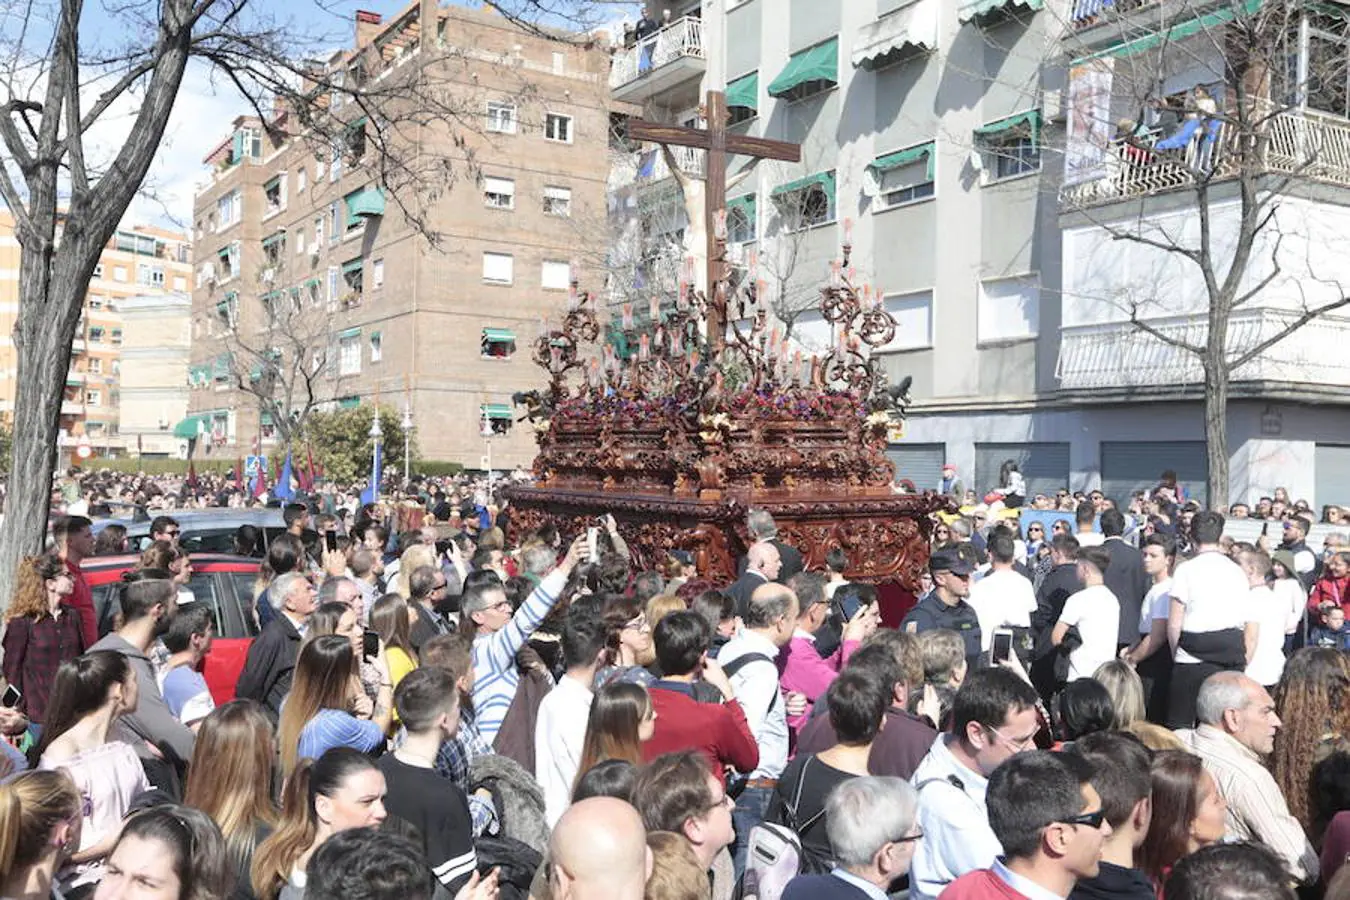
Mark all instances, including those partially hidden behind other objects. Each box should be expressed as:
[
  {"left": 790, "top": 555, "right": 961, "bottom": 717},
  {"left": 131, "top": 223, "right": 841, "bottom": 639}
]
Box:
[{"left": 626, "top": 90, "right": 801, "bottom": 355}]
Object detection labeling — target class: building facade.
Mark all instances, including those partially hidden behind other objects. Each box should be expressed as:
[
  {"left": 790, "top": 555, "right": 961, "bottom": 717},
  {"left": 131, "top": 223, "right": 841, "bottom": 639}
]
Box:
[
  {"left": 0, "top": 213, "right": 192, "bottom": 458},
  {"left": 119, "top": 293, "right": 193, "bottom": 458},
  {"left": 610, "top": 0, "right": 1066, "bottom": 502},
  {"left": 618, "top": 0, "right": 1350, "bottom": 509},
  {"left": 186, "top": 0, "right": 610, "bottom": 470}
]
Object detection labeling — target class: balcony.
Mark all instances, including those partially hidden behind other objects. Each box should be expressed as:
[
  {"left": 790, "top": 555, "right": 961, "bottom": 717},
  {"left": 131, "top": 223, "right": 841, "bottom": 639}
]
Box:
[
  {"left": 60, "top": 401, "right": 85, "bottom": 416},
  {"left": 1069, "top": 0, "right": 1162, "bottom": 32},
  {"left": 1060, "top": 108, "right": 1350, "bottom": 209},
  {"left": 638, "top": 145, "right": 706, "bottom": 184},
  {"left": 1056, "top": 308, "right": 1350, "bottom": 393},
  {"left": 609, "top": 17, "right": 705, "bottom": 105}
]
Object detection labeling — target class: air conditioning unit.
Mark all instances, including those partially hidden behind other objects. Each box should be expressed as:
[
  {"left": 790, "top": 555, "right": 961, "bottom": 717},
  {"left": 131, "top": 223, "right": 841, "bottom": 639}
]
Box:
[
  {"left": 261, "top": 268, "right": 275, "bottom": 284},
  {"left": 203, "top": 263, "right": 216, "bottom": 283}
]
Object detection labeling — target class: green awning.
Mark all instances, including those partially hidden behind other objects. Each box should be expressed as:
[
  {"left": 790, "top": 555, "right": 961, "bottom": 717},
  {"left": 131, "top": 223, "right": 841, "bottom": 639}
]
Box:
[
  {"left": 304, "top": 277, "right": 321, "bottom": 289},
  {"left": 768, "top": 38, "right": 839, "bottom": 98},
  {"left": 869, "top": 142, "right": 936, "bottom": 181},
  {"left": 338, "top": 396, "right": 361, "bottom": 409},
  {"left": 771, "top": 171, "right": 836, "bottom": 199},
  {"left": 1072, "top": 0, "right": 1260, "bottom": 63},
  {"left": 483, "top": 328, "right": 516, "bottom": 343},
  {"left": 173, "top": 416, "right": 205, "bottom": 439},
  {"left": 261, "top": 232, "right": 284, "bottom": 248},
  {"left": 339, "top": 327, "right": 361, "bottom": 340},
  {"left": 264, "top": 175, "right": 280, "bottom": 190},
  {"left": 341, "top": 258, "right": 364, "bottom": 276},
  {"left": 345, "top": 186, "right": 386, "bottom": 227},
  {"left": 188, "top": 366, "right": 208, "bottom": 385},
  {"left": 975, "top": 110, "right": 1041, "bottom": 146},
  {"left": 213, "top": 354, "right": 232, "bottom": 380},
  {"left": 481, "top": 403, "right": 513, "bottom": 420},
  {"left": 347, "top": 116, "right": 368, "bottom": 132},
  {"left": 726, "top": 72, "right": 758, "bottom": 111},
  {"left": 958, "top": 0, "right": 1044, "bottom": 24},
  {"left": 261, "top": 412, "right": 274, "bottom": 426}
]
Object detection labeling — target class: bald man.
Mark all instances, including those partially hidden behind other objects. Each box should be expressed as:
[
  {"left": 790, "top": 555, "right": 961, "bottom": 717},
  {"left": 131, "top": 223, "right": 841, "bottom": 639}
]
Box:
[
  {"left": 549, "top": 797, "right": 651, "bottom": 900},
  {"left": 726, "top": 541, "right": 782, "bottom": 620}
]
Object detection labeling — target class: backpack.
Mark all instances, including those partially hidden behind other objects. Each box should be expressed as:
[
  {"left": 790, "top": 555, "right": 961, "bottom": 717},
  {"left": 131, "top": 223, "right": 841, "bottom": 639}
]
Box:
[{"left": 739, "top": 757, "right": 830, "bottom": 900}]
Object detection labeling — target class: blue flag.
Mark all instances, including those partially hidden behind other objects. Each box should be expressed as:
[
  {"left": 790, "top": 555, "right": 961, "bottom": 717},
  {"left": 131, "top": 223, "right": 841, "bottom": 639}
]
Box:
[
  {"left": 274, "top": 452, "right": 295, "bottom": 501},
  {"left": 359, "top": 442, "right": 382, "bottom": 505}
]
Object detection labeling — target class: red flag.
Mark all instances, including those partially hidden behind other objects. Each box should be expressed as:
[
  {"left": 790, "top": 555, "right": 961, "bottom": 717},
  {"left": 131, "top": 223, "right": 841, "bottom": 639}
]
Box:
[
  {"left": 235, "top": 454, "right": 244, "bottom": 486},
  {"left": 253, "top": 460, "right": 269, "bottom": 499},
  {"left": 304, "top": 443, "right": 318, "bottom": 490},
  {"left": 186, "top": 459, "right": 199, "bottom": 488}
]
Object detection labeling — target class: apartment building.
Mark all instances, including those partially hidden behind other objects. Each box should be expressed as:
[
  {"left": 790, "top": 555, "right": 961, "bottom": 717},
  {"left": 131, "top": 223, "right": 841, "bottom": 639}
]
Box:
[
  {"left": 620, "top": 0, "right": 1350, "bottom": 508},
  {"left": 186, "top": 0, "right": 610, "bottom": 469},
  {"left": 610, "top": 0, "right": 1067, "bottom": 500},
  {"left": 0, "top": 212, "right": 192, "bottom": 458},
  {"left": 120, "top": 293, "right": 193, "bottom": 458}
]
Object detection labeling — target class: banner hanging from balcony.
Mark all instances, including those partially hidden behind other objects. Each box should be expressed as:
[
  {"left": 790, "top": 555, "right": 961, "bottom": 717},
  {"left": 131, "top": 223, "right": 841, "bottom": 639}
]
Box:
[{"left": 1064, "top": 58, "right": 1115, "bottom": 188}]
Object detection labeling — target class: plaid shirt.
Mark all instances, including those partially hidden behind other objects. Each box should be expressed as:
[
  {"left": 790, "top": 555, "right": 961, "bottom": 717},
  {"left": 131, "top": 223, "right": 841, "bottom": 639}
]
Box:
[
  {"left": 1, "top": 606, "right": 86, "bottom": 723},
  {"left": 435, "top": 707, "right": 497, "bottom": 835}
]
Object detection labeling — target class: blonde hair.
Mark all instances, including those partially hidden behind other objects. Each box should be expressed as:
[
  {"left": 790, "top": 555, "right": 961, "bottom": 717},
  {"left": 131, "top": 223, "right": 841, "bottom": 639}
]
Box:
[
  {"left": 645, "top": 831, "right": 710, "bottom": 900},
  {"left": 1093, "top": 659, "right": 1147, "bottom": 728},
  {"left": 395, "top": 544, "right": 437, "bottom": 600},
  {"left": 277, "top": 635, "right": 358, "bottom": 775},
  {"left": 645, "top": 595, "right": 687, "bottom": 630},
  {"left": 184, "top": 701, "right": 280, "bottom": 870},
  {"left": 0, "top": 769, "right": 81, "bottom": 878}
]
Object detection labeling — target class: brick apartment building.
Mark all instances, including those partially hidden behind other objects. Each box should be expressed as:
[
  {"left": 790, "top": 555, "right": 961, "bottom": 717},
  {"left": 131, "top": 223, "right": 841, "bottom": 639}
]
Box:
[
  {"left": 0, "top": 212, "right": 192, "bottom": 459},
  {"left": 186, "top": 0, "right": 611, "bottom": 470}
]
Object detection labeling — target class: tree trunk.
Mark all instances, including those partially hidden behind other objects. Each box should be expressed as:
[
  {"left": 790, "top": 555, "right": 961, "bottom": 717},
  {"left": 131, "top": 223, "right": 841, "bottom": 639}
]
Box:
[
  {"left": 1204, "top": 307, "right": 1231, "bottom": 509},
  {"left": 0, "top": 250, "right": 89, "bottom": 603}
]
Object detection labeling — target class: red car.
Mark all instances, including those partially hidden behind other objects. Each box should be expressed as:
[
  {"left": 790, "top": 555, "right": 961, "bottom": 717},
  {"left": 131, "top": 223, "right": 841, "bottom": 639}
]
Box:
[{"left": 83, "top": 553, "right": 261, "bottom": 705}]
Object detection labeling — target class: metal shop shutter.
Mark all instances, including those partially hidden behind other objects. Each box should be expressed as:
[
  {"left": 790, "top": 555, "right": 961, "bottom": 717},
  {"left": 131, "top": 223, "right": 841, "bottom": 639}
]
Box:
[
  {"left": 974, "top": 443, "right": 1070, "bottom": 500},
  {"left": 886, "top": 443, "right": 946, "bottom": 492},
  {"left": 1100, "top": 441, "right": 1208, "bottom": 508},
  {"left": 1316, "top": 445, "right": 1350, "bottom": 509}
]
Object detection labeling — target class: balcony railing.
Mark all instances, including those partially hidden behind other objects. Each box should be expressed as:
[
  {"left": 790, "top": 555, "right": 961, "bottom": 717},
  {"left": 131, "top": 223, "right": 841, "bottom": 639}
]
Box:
[
  {"left": 1061, "top": 108, "right": 1350, "bottom": 207},
  {"left": 1070, "top": 0, "right": 1161, "bottom": 30},
  {"left": 638, "top": 145, "right": 706, "bottom": 184},
  {"left": 609, "top": 17, "right": 705, "bottom": 91},
  {"left": 1056, "top": 308, "right": 1350, "bottom": 391}
]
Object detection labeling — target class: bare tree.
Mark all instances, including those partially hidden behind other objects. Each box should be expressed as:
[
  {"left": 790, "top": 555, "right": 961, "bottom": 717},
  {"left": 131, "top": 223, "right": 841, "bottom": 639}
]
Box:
[
  {"left": 1054, "top": 0, "right": 1350, "bottom": 504},
  {"left": 0, "top": 0, "right": 600, "bottom": 606}
]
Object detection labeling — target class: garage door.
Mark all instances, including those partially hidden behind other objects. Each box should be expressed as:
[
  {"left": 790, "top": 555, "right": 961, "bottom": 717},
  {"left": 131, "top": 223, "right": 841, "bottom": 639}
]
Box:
[
  {"left": 886, "top": 443, "right": 946, "bottom": 493},
  {"left": 974, "top": 443, "right": 1070, "bottom": 500},
  {"left": 1100, "top": 441, "right": 1208, "bottom": 508},
  {"left": 1316, "top": 445, "right": 1350, "bottom": 509}
]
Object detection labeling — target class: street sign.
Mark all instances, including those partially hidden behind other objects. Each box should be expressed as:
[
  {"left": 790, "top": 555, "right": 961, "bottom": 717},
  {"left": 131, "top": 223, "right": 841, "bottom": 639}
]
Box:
[{"left": 245, "top": 455, "right": 268, "bottom": 477}]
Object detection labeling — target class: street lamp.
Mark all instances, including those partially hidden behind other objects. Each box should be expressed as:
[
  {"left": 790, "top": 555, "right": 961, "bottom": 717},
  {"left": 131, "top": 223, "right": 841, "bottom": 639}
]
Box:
[
  {"left": 401, "top": 403, "right": 413, "bottom": 484},
  {"left": 368, "top": 410, "right": 383, "bottom": 501}
]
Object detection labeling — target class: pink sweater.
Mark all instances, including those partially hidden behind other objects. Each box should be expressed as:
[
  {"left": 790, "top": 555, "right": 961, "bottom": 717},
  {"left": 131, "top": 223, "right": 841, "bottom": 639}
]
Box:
[
  {"left": 778, "top": 634, "right": 858, "bottom": 736},
  {"left": 939, "top": 870, "right": 1030, "bottom": 900}
]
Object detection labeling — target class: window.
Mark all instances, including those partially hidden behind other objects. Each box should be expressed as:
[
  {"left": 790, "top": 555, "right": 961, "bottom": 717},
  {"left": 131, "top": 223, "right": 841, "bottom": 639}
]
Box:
[
  {"left": 216, "top": 190, "right": 241, "bottom": 230},
  {"left": 296, "top": 231, "right": 306, "bottom": 255},
  {"left": 484, "top": 176, "right": 515, "bottom": 210},
  {"left": 370, "top": 331, "right": 383, "bottom": 363},
  {"left": 327, "top": 266, "right": 340, "bottom": 309},
  {"left": 227, "top": 241, "right": 241, "bottom": 279},
  {"left": 874, "top": 147, "right": 936, "bottom": 208},
  {"left": 88, "top": 326, "right": 105, "bottom": 343},
  {"left": 88, "top": 358, "right": 103, "bottom": 374},
  {"left": 262, "top": 233, "right": 284, "bottom": 268},
  {"left": 773, "top": 175, "right": 834, "bottom": 229},
  {"left": 482, "top": 252, "right": 514, "bottom": 285},
  {"left": 329, "top": 203, "right": 341, "bottom": 244},
  {"left": 215, "top": 294, "right": 238, "bottom": 330},
  {"left": 543, "top": 185, "right": 572, "bottom": 217},
  {"left": 541, "top": 260, "right": 571, "bottom": 290},
  {"left": 341, "top": 259, "right": 363, "bottom": 303},
  {"left": 264, "top": 175, "right": 286, "bottom": 215},
  {"left": 173, "top": 276, "right": 187, "bottom": 291},
  {"left": 977, "top": 113, "right": 1042, "bottom": 181},
  {"left": 481, "top": 329, "right": 516, "bottom": 358},
  {"left": 111, "top": 328, "right": 122, "bottom": 347},
  {"left": 88, "top": 296, "right": 104, "bottom": 311},
  {"left": 315, "top": 215, "right": 326, "bottom": 249},
  {"left": 978, "top": 275, "right": 1040, "bottom": 343},
  {"left": 93, "top": 264, "right": 103, "bottom": 279},
  {"left": 487, "top": 102, "right": 517, "bottom": 134},
  {"left": 552, "top": 51, "right": 566, "bottom": 74},
  {"left": 239, "top": 127, "right": 262, "bottom": 161},
  {"left": 297, "top": 167, "right": 307, "bottom": 193},
  {"left": 877, "top": 291, "right": 934, "bottom": 352},
  {"left": 1305, "top": 15, "right": 1350, "bottom": 118},
  {"left": 112, "top": 266, "right": 127, "bottom": 283},
  {"left": 545, "top": 113, "right": 573, "bottom": 143},
  {"left": 112, "top": 360, "right": 120, "bottom": 375},
  {"left": 85, "top": 390, "right": 101, "bottom": 407},
  {"left": 339, "top": 332, "right": 361, "bottom": 375},
  {"left": 329, "top": 138, "right": 343, "bottom": 183},
  {"left": 372, "top": 258, "right": 384, "bottom": 289},
  {"left": 728, "top": 201, "right": 756, "bottom": 243}
]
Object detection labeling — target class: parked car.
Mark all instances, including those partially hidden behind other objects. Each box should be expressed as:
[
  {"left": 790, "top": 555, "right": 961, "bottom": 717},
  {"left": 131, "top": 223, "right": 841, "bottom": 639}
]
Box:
[
  {"left": 91, "top": 508, "right": 286, "bottom": 556},
  {"left": 83, "top": 553, "right": 262, "bottom": 705}
]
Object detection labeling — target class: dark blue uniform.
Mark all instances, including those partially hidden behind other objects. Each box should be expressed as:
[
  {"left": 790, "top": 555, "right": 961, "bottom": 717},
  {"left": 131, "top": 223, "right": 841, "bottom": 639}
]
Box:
[{"left": 901, "top": 593, "right": 982, "bottom": 669}]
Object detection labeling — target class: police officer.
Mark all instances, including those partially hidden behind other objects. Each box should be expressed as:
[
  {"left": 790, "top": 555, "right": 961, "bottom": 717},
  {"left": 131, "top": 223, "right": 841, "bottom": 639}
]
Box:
[{"left": 902, "top": 549, "right": 982, "bottom": 671}]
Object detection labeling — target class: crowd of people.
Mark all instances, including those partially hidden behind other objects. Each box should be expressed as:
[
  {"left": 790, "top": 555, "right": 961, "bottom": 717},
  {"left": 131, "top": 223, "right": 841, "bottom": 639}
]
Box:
[{"left": 1, "top": 468, "right": 1349, "bottom": 900}]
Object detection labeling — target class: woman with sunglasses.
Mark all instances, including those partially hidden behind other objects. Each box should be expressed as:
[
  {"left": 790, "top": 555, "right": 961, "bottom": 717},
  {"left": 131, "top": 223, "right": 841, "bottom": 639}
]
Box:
[
  {"left": 593, "top": 594, "right": 658, "bottom": 689},
  {"left": 931, "top": 522, "right": 953, "bottom": 550}
]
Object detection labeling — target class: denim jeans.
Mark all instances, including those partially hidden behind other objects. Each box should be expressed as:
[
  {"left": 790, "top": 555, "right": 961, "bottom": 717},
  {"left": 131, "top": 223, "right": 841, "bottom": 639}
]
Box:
[{"left": 731, "top": 784, "right": 776, "bottom": 879}]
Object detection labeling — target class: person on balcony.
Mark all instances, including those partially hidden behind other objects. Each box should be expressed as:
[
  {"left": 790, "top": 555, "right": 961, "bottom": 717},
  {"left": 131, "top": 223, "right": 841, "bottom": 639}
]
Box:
[
  {"left": 635, "top": 6, "right": 659, "bottom": 73},
  {"left": 1155, "top": 86, "right": 1222, "bottom": 158}
]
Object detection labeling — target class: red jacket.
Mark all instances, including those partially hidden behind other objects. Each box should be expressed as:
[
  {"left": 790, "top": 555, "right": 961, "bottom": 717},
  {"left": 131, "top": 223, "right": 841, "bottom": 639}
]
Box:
[
  {"left": 939, "top": 870, "right": 1030, "bottom": 900},
  {"left": 65, "top": 559, "right": 97, "bottom": 648},
  {"left": 642, "top": 682, "right": 759, "bottom": 778},
  {"left": 1310, "top": 574, "right": 1350, "bottom": 617}
]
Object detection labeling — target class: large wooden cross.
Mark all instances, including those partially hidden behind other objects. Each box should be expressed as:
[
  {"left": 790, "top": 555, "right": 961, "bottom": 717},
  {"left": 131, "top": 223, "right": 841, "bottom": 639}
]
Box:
[{"left": 626, "top": 90, "right": 801, "bottom": 354}]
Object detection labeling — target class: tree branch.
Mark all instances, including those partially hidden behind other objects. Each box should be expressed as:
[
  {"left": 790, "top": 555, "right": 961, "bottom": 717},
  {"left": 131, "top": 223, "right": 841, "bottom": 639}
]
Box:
[{"left": 1229, "top": 298, "right": 1350, "bottom": 370}]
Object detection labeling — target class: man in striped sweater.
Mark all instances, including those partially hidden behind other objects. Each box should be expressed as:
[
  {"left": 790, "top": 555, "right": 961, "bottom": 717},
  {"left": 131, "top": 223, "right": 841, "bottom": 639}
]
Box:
[{"left": 463, "top": 533, "right": 587, "bottom": 746}]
